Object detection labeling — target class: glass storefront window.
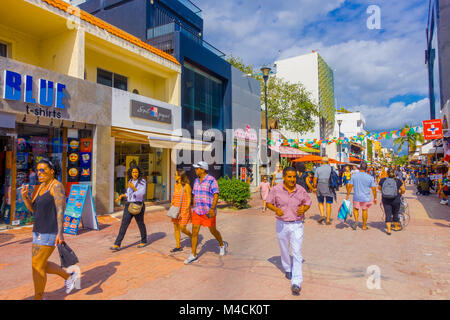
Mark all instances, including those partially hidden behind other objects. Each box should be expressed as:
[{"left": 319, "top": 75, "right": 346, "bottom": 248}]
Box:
[
  {"left": 182, "top": 62, "right": 223, "bottom": 133},
  {"left": 114, "top": 141, "right": 169, "bottom": 207}
]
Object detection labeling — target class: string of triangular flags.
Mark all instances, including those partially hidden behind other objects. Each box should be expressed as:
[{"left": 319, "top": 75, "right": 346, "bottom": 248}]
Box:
[{"left": 268, "top": 125, "right": 423, "bottom": 149}]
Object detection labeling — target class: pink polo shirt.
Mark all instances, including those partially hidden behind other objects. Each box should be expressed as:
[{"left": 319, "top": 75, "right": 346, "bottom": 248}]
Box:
[{"left": 266, "top": 183, "right": 312, "bottom": 222}]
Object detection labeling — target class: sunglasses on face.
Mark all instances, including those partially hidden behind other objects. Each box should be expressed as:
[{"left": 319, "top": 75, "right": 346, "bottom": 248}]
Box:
[{"left": 37, "top": 169, "right": 48, "bottom": 173}]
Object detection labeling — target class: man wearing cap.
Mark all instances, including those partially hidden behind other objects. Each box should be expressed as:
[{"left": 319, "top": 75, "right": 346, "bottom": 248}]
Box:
[
  {"left": 184, "top": 161, "right": 227, "bottom": 264},
  {"left": 266, "top": 167, "right": 312, "bottom": 296},
  {"left": 313, "top": 157, "right": 333, "bottom": 225}
]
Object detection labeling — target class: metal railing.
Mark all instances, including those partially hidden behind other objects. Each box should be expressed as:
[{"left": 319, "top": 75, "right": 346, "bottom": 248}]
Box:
[
  {"left": 147, "top": 22, "right": 225, "bottom": 58},
  {"left": 177, "top": 0, "right": 202, "bottom": 17}
]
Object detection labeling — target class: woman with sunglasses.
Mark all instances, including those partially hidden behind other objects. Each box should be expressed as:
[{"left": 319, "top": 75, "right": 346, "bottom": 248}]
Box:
[
  {"left": 110, "top": 165, "right": 147, "bottom": 251},
  {"left": 21, "top": 159, "right": 79, "bottom": 300}
]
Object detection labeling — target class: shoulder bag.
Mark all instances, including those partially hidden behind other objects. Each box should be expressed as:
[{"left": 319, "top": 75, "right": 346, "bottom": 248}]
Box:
[{"left": 167, "top": 186, "right": 184, "bottom": 219}]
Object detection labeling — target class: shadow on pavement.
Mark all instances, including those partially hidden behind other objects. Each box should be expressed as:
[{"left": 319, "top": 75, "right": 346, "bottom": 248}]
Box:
[
  {"left": 197, "top": 239, "right": 222, "bottom": 258},
  {"left": 0, "top": 233, "right": 15, "bottom": 245},
  {"left": 268, "top": 256, "right": 284, "bottom": 274},
  {"left": 367, "top": 221, "right": 387, "bottom": 233},
  {"left": 434, "top": 222, "right": 450, "bottom": 228},
  {"left": 0, "top": 236, "right": 32, "bottom": 248},
  {"left": 335, "top": 221, "right": 350, "bottom": 229},
  {"left": 409, "top": 185, "right": 450, "bottom": 222},
  {"left": 76, "top": 223, "right": 111, "bottom": 235}
]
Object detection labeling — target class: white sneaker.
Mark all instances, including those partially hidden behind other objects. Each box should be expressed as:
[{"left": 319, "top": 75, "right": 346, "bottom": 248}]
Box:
[
  {"left": 184, "top": 254, "right": 199, "bottom": 264},
  {"left": 440, "top": 200, "right": 448, "bottom": 205},
  {"left": 65, "top": 272, "right": 79, "bottom": 294},
  {"left": 219, "top": 242, "right": 228, "bottom": 256}
]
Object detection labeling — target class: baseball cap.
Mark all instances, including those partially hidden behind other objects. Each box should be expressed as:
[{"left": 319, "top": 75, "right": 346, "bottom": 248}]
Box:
[
  {"left": 322, "top": 156, "right": 329, "bottom": 163},
  {"left": 193, "top": 161, "right": 209, "bottom": 171}
]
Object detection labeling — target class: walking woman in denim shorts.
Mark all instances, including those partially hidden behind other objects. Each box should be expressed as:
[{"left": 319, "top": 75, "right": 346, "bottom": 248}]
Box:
[{"left": 21, "top": 159, "right": 78, "bottom": 300}]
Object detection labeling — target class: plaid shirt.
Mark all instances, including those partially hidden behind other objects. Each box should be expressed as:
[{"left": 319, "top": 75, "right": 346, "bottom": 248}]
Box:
[{"left": 192, "top": 174, "right": 219, "bottom": 216}]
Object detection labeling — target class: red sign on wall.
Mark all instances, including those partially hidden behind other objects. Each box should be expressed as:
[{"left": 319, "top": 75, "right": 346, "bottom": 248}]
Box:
[
  {"left": 240, "top": 167, "right": 246, "bottom": 181},
  {"left": 423, "top": 119, "right": 443, "bottom": 140}
]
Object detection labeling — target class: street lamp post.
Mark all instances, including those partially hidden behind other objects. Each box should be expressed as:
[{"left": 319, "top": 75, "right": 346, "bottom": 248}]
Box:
[
  {"left": 337, "top": 119, "right": 343, "bottom": 162},
  {"left": 261, "top": 66, "right": 271, "bottom": 175}
]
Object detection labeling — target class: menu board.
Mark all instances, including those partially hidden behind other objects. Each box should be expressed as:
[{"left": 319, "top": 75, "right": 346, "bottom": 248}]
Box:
[{"left": 63, "top": 184, "right": 98, "bottom": 235}]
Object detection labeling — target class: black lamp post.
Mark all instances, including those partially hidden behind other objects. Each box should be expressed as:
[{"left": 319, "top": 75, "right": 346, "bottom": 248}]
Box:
[
  {"left": 337, "top": 119, "right": 343, "bottom": 162},
  {"left": 261, "top": 66, "right": 271, "bottom": 174}
]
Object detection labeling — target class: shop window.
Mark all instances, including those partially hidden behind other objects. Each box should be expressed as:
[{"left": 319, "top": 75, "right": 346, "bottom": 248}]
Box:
[
  {"left": 97, "top": 68, "right": 128, "bottom": 91},
  {"left": 0, "top": 42, "right": 7, "bottom": 58}
]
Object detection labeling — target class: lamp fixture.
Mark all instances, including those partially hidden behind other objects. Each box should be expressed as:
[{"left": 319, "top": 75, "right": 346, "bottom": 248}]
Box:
[
  {"left": 22, "top": 114, "right": 26, "bottom": 122},
  {"left": 84, "top": 123, "right": 87, "bottom": 129},
  {"left": 260, "top": 66, "right": 271, "bottom": 77},
  {"left": 60, "top": 120, "right": 64, "bottom": 128},
  {"left": 50, "top": 118, "right": 53, "bottom": 127},
  {"left": 72, "top": 121, "right": 75, "bottom": 129},
  {"left": 36, "top": 117, "right": 40, "bottom": 125}
]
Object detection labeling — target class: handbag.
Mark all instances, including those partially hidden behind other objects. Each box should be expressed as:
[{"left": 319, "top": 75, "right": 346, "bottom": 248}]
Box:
[
  {"left": 167, "top": 186, "right": 184, "bottom": 219},
  {"left": 127, "top": 180, "right": 144, "bottom": 215},
  {"left": 128, "top": 202, "right": 143, "bottom": 215},
  {"left": 57, "top": 242, "right": 79, "bottom": 268}
]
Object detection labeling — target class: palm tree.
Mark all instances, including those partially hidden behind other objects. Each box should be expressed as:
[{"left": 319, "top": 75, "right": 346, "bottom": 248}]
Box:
[{"left": 393, "top": 124, "right": 425, "bottom": 157}]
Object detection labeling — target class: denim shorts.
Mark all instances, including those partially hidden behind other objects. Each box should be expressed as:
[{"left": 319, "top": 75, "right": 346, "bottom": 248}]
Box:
[
  {"left": 32, "top": 232, "right": 57, "bottom": 246},
  {"left": 317, "top": 195, "right": 333, "bottom": 204}
]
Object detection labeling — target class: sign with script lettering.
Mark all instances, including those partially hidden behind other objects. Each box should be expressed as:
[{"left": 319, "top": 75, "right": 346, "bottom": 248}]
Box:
[{"left": 130, "top": 100, "right": 172, "bottom": 124}]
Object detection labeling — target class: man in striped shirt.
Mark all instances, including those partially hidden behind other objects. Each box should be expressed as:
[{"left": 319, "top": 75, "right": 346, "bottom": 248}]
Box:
[{"left": 184, "top": 161, "right": 227, "bottom": 264}]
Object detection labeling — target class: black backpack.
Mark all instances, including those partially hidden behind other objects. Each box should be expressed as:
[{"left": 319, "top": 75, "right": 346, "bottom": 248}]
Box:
[{"left": 296, "top": 172, "right": 310, "bottom": 192}]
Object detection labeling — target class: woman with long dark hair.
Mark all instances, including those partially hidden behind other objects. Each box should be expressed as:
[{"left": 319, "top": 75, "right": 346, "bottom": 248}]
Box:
[
  {"left": 21, "top": 159, "right": 78, "bottom": 299},
  {"left": 169, "top": 168, "right": 193, "bottom": 252},
  {"left": 111, "top": 165, "right": 147, "bottom": 251}
]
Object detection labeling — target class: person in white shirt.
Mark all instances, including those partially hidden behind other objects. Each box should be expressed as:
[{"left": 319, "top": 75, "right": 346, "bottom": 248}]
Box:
[{"left": 115, "top": 162, "right": 127, "bottom": 196}]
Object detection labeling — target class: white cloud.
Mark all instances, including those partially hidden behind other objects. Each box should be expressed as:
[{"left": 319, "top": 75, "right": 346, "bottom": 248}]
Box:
[{"left": 348, "top": 98, "right": 430, "bottom": 131}]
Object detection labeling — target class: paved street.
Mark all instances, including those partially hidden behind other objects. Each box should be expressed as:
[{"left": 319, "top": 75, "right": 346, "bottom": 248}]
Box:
[{"left": 0, "top": 184, "right": 449, "bottom": 300}]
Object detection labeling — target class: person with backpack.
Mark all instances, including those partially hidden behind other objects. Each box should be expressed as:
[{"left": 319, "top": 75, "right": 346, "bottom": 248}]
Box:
[
  {"left": 295, "top": 163, "right": 313, "bottom": 193},
  {"left": 378, "top": 169, "right": 406, "bottom": 235},
  {"left": 313, "top": 157, "right": 334, "bottom": 225}
]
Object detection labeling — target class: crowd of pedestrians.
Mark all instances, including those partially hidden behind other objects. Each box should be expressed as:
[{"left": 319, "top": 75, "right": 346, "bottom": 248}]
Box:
[{"left": 18, "top": 153, "right": 449, "bottom": 299}]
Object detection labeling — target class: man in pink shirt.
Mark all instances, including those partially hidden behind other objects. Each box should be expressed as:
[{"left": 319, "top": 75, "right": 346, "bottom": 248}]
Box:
[{"left": 266, "top": 167, "right": 312, "bottom": 296}]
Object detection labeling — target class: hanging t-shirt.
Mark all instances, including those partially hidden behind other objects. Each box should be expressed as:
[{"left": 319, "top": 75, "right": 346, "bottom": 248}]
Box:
[
  {"left": 68, "top": 167, "right": 80, "bottom": 182},
  {"left": 30, "top": 136, "right": 48, "bottom": 154},
  {"left": 52, "top": 138, "right": 63, "bottom": 153},
  {"left": 80, "top": 138, "right": 93, "bottom": 153},
  {"left": 16, "top": 153, "right": 29, "bottom": 170},
  {"left": 68, "top": 152, "right": 80, "bottom": 166},
  {"left": 79, "top": 152, "right": 92, "bottom": 168},
  {"left": 79, "top": 167, "right": 91, "bottom": 181},
  {"left": 68, "top": 139, "right": 80, "bottom": 153}
]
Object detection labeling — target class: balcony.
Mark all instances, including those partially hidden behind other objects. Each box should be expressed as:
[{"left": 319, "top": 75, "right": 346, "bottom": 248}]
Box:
[
  {"left": 177, "top": 0, "right": 202, "bottom": 17},
  {"left": 147, "top": 22, "right": 225, "bottom": 59}
]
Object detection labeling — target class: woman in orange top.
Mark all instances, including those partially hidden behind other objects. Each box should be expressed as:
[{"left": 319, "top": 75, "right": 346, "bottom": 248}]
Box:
[
  {"left": 170, "top": 169, "right": 193, "bottom": 253},
  {"left": 380, "top": 168, "right": 388, "bottom": 179}
]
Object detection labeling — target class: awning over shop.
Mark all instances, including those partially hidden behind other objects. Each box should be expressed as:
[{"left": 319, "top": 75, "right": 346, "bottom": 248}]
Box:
[
  {"left": 349, "top": 157, "right": 362, "bottom": 162},
  {"left": 111, "top": 127, "right": 212, "bottom": 151},
  {"left": 269, "top": 145, "right": 310, "bottom": 158}
]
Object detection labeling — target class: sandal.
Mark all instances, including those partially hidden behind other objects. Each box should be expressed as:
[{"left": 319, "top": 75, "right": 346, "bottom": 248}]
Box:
[
  {"left": 110, "top": 245, "right": 121, "bottom": 251},
  {"left": 170, "top": 247, "right": 183, "bottom": 253},
  {"left": 386, "top": 230, "right": 392, "bottom": 235},
  {"left": 362, "top": 226, "right": 370, "bottom": 230},
  {"left": 317, "top": 217, "right": 325, "bottom": 224}
]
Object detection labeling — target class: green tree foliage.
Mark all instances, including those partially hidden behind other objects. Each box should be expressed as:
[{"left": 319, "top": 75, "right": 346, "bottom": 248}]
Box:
[
  {"left": 227, "top": 55, "right": 320, "bottom": 134},
  {"left": 217, "top": 177, "right": 251, "bottom": 209},
  {"left": 393, "top": 124, "right": 425, "bottom": 155},
  {"left": 392, "top": 154, "right": 408, "bottom": 166}
]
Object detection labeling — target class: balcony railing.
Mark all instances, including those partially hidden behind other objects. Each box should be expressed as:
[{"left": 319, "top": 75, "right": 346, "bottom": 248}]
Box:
[
  {"left": 147, "top": 22, "right": 225, "bottom": 59},
  {"left": 177, "top": 0, "right": 202, "bottom": 17}
]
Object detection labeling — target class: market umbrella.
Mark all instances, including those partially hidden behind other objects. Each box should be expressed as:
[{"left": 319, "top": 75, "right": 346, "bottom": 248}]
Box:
[
  {"left": 349, "top": 157, "right": 362, "bottom": 162},
  {"left": 292, "top": 155, "right": 323, "bottom": 163}
]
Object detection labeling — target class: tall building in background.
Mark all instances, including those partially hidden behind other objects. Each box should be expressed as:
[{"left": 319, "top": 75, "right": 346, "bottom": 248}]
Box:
[
  {"left": 275, "top": 52, "right": 336, "bottom": 156},
  {"left": 426, "top": 0, "right": 450, "bottom": 125}
]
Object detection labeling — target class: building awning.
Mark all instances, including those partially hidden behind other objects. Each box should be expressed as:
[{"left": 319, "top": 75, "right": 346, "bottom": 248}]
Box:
[
  {"left": 111, "top": 127, "right": 212, "bottom": 151},
  {"left": 269, "top": 145, "right": 310, "bottom": 158}
]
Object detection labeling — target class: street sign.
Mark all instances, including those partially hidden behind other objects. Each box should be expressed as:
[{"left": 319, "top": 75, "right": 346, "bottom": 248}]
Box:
[{"left": 423, "top": 119, "right": 443, "bottom": 140}]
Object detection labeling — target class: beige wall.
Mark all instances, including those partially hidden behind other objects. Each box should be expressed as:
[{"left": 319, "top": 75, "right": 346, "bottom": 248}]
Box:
[{"left": 92, "top": 125, "right": 112, "bottom": 215}]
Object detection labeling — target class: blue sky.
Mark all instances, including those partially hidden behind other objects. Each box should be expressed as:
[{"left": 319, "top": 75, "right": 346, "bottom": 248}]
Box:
[{"left": 195, "top": 0, "right": 430, "bottom": 138}]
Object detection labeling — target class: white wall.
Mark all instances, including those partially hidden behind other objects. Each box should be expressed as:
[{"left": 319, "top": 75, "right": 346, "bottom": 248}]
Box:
[
  {"left": 111, "top": 88, "right": 182, "bottom": 135},
  {"left": 275, "top": 53, "right": 321, "bottom": 141}
]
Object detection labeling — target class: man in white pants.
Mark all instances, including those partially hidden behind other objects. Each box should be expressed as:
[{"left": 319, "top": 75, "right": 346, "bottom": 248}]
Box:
[{"left": 266, "top": 166, "right": 312, "bottom": 296}]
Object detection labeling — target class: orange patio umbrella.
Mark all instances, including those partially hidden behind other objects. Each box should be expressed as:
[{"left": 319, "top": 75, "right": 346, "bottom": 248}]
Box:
[
  {"left": 349, "top": 157, "right": 362, "bottom": 162},
  {"left": 292, "top": 155, "right": 323, "bottom": 163}
]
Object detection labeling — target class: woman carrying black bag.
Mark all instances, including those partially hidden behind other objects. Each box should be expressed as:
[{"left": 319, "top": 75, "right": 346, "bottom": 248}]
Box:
[
  {"left": 21, "top": 159, "right": 79, "bottom": 300},
  {"left": 111, "top": 165, "right": 147, "bottom": 251}
]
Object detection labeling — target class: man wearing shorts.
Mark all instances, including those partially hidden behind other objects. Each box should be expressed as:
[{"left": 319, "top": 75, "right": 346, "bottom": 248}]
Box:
[
  {"left": 313, "top": 157, "right": 333, "bottom": 225},
  {"left": 346, "top": 162, "right": 377, "bottom": 230},
  {"left": 184, "top": 161, "right": 227, "bottom": 264}
]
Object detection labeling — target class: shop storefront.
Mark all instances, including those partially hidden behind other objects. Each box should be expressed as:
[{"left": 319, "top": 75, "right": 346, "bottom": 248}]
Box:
[
  {"left": 111, "top": 89, "right": 185, "bottom": 210},
  {"left": 0, "top": 57, "right": 111, "bottom": 226},
  {"left": 233, "top": 127, "right": 259, "bottom": 187}
]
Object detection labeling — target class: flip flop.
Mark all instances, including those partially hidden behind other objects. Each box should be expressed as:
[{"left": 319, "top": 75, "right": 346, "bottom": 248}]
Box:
[
  {"left": 317, "top": 217, "right": 325, "bottom": 224},
  {"left": 386, "top": 230, "right": 392, "bottom": 235}
]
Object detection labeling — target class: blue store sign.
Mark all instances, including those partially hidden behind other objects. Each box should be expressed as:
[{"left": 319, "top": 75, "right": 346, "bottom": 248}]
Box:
[{"left": 2, "top": 70, "right": 67, "bottom": 109}]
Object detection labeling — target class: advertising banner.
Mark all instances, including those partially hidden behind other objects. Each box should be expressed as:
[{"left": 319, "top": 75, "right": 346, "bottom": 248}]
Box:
[{"left": 63, "top": 184, "right": 98, "bottom": 235}]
